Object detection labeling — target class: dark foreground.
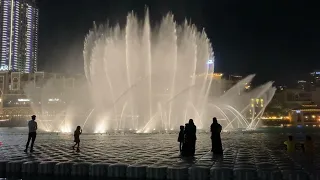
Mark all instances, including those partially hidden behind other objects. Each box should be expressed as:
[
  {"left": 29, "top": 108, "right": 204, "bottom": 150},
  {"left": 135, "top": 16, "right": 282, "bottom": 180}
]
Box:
[{"left": 0, "top": 127, "right": 319, "bottom": 180}]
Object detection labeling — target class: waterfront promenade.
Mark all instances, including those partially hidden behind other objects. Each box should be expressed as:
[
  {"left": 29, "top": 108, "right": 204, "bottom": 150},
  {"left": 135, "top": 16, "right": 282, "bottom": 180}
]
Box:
[{"left": 0, "top": 127, "right": 319, "bottom": 180}]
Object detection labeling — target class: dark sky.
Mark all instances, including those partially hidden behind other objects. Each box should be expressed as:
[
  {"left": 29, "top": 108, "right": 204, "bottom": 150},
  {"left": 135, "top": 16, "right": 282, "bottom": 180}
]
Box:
[{"left": 37, "top": 0, "right": 320, "bottom": 85}]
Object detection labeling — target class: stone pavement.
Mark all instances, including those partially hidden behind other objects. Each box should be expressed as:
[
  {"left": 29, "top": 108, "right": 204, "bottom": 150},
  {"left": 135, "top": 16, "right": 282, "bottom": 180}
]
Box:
[{"left": 0, "top": 130, "right": 319, "bottom": 180}]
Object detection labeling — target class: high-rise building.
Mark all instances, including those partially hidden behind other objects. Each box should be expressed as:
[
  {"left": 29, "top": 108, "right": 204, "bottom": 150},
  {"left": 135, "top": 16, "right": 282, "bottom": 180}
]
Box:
[
  {"left": 0, "top": 0, "right": 38, "bottom": 73},
  {"left": 310, "top": 71, "right": 320, "bottom": 88}
]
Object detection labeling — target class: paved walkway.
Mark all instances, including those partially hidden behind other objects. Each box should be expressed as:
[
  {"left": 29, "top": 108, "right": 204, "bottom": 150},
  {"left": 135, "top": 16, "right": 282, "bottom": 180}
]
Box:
[{"left": 0, "top": 131, "right": 319, "bottom": 180}]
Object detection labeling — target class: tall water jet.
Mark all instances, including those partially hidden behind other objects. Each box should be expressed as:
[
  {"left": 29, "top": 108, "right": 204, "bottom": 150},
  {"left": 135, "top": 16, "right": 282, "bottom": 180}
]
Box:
[
  {"left": 19, "top": 9, "right": 276, "bottom": 133},
  {"left": 81, "top": 8, "right": 276, "bottom": 133},
  {"left": 84, "top": 9, "right": 215, "bottom": 132}
]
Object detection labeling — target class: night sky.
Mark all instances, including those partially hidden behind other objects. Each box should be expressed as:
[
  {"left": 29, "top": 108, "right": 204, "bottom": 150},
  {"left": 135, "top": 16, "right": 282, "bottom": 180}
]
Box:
[{"left": 38, "top": 0, "right": 319, "bottom": 85}]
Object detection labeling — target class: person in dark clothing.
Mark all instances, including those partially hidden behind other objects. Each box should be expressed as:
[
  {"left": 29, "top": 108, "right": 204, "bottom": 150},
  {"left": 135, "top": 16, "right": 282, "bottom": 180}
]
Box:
[
  {"left": 210, "top": 117, "right": 223, "bottom": 154},
  {"left": 73, "top": 126, "right": 82, "bottom": 152},
  {"left": 181, "top": 123, "right": 189, "bottom": 156},
  {"left": 178, "top": 125, "right": 185, "bottom": 152},
  {"left": 182, "top": 119, "right": 197, "bottom": 157},
  {"left": 187, "top": 119, "right": 197, "bottom": 156},
  {"left": 24, "top": 115, "right": 37, "bottom": 153}
]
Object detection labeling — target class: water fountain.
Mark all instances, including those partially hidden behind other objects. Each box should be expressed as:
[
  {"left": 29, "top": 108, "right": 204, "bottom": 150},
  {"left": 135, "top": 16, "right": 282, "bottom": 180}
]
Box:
[
  {"left": 82, "top": 8, "right": 276, "bottom": 133},
  {"left": 22, "top": 9, "right": 275, "bottom": 133}
]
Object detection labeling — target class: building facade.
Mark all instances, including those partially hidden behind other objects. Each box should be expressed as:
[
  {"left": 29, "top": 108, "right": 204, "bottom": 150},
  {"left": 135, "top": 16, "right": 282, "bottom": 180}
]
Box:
[
  {"left": 310, "top": 71, "right": 320, "bottom": 89},
  {"left": 0, "top": 71, "right": 82, "bottom": 126},
  {"left": 289, "top": 105, "right": 320, "bottom": 126},
  {"left": 0, "top": 0, "right": 38, "bottom": 73}
]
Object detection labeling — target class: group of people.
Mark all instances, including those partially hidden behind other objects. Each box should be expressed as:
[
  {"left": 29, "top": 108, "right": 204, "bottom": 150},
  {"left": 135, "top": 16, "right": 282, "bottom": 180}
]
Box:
[
  {"left": 178, "top": 117, "right": 223, "bottom": 157},
  {"left": 24, "top": 115, "right": 316, "bottom": 156},
  {"left": 178, "top": 119, "right": 197, "bottom": 156},
  {"left": 24, "top": 115, "right": 82, "bottom": 153},
  {"left": 24, "top": 115, "right": 224, "bottom": 155},
  {"left": 284, "top": 135, "right": 315, "bottom": 154}
]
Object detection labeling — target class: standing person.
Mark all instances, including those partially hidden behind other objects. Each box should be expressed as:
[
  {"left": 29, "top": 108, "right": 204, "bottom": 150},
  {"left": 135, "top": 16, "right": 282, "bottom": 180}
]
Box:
[
  {"left": 284, "top": 135, "right": 295, "bottom": 153},
  {"left": 210, "top": 117, "right": 223, "bottom": 154},
  {"left": 182, "top": 123, "right": 189, "bottom": 156},
  {"left": 24, "top": 115, "right": 37, "bottom": 153},
  {"left": 177, "top": 125, "right": 185, "bottom": 153},
  {"left": 302, "top": 135, "right": 314, "bottom": 154},
  {"left": 73, "top": 126, "right": 82, "bottom": 152},
  {"left": 187, "top": 119, "right": 197, "bottom": 156}
]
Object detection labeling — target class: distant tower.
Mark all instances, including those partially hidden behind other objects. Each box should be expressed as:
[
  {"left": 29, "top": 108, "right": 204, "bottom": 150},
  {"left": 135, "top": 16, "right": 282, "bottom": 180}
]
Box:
[{"left": 0, "top": 0, "right": 39, "bottom": 73}]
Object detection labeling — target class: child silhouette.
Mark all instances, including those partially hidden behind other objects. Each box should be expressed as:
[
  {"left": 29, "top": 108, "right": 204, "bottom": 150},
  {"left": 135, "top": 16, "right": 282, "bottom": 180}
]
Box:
[
  {"left": 178, "top": 125, "right": 184, "bottom": 152},
  {"left": 73, "top": 126, "right": 82, "bottom": 152}
]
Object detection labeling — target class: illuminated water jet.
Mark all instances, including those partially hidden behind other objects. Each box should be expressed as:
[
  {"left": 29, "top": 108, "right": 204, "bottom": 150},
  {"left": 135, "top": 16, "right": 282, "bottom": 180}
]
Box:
[{"left": 23, "top": 8, "right": 276, "bottom": 133}]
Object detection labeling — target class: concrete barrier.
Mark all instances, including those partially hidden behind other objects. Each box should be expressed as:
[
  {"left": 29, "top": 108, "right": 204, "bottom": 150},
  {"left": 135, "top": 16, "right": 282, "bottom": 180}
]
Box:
[
  {"left": 54, "top": 162, "right": 74, "bottom": 176},
  {"left": 22, "top": 161, "right": 40, "bottom": 175},
  {"left": 0, "top": 160, "right": 9, "bottom": 176},
  {"left": 188, "top": 166, "right": 210, "bottom": 180},
  {"left": 146, "top": 165, "right": 168, "bottom": 180},
  {"left": 281, "top": 170, "right": 309, "bottom": 180},
  {"left": 210, "top": 166, "right": 233, "bottom": 180},
  {"left": 233, "top": 167, "right": 257, "bottom": 180},
  {"left": 6, "top": 160, "right": 25, "bottom": 174},
  {"left": 38, "top": 161, "right": 58, "bottom": 175},
  {"left": 167, "top": 166, "right": 188, "bottom": 180},
  {"left": 127, "top": 164, "right": 147, "bottom": 179},
  {"left": 108, "top": 163, "right": 128, "bottom": 178},
  {"left": 89, "top": 163, "right": 109, "bottom": 177},
  {"left": 71, "top": 162, "right": 92, "bottom": 176}
]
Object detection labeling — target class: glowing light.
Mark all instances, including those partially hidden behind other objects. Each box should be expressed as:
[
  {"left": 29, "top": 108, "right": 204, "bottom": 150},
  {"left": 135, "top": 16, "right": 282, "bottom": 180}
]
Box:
[
  {"left": 94, "top": 122, "right": 106, "bottom": 133},
  {"left": 0, "top": 65, "right": 8, "bottom": 71},
  {"left": 18, "top": 98, "right": 30, "bottom": 102},
  {"left": 60, "top": 125, "right": 71, "bottom": 133},
  {"left": 207, "top": 59, "right": 214, "bottom": 64}
]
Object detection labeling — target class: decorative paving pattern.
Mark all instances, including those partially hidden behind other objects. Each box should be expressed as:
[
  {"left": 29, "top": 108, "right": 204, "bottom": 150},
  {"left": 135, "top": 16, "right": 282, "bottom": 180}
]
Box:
[{"left": 0, "top": 129, "right": 319, "bottom": 180}]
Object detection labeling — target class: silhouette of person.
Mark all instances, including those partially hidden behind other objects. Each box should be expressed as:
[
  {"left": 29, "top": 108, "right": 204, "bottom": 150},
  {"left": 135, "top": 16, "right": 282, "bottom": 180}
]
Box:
[
  {"left": 210, "top": 117, "right": 223, "bottom": 154},
  {"left": 73, "top": 126, "right": 82, "bottom": 152},
  {"left": 303, "top": 135, "right": 314, "bottom": 154},
  {"left": 177, "top": 125, "right": 185, "bottom": 152},
  {"left": 181, "top": 123, "right": 189, "bottom": 156},
  {"left": 186, "top": 119, "right": 197, "bottom": 156},
  {"left": 284, "top": 135, "right": 295, "bottom": 153},
  {"left": 24, "top": 115, "right": 37, "bottom": 153}
]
